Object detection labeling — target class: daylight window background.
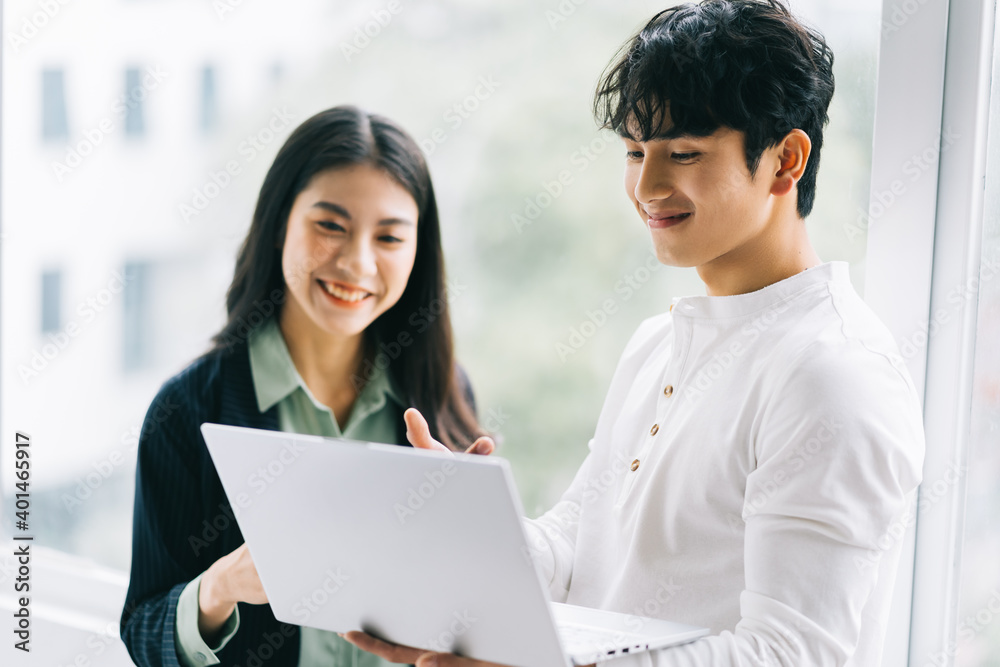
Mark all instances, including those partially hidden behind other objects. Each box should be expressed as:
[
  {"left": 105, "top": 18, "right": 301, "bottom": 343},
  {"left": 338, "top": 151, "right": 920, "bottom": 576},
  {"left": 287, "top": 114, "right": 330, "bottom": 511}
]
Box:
[{"left": 4, "top": 0, "right": 993, "bottom": 664}]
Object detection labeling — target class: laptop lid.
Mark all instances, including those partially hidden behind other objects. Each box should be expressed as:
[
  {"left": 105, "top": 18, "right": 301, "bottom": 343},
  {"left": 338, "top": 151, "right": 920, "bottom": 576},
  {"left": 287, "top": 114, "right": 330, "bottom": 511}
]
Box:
[{"left": 200, "top": 422, "right": 569, "bottom": 667}]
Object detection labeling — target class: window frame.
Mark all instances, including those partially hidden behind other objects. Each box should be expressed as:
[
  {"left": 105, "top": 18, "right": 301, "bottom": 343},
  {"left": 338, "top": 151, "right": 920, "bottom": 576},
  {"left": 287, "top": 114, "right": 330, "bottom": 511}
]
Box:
[{"left": 867, "top": 0, "right": 997, "bottom": 664}]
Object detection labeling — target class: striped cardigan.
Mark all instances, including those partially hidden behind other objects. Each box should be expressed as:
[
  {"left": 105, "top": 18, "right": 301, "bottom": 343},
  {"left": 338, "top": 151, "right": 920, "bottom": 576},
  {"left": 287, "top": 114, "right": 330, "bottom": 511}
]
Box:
[{"left": 119, "top": 339, "right": 443, "bottom": 667}]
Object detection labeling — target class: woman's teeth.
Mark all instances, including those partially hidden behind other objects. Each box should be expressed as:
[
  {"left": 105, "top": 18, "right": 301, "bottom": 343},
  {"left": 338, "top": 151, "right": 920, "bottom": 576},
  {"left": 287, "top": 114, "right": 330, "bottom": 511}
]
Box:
[{"left": 320, "top": 280, "right": 370, "bottom": 302}]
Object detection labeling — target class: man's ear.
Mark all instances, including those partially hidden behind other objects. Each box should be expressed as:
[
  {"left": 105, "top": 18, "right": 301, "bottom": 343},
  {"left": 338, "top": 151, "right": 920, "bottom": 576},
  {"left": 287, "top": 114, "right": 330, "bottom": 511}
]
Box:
[{"left": 770, "top": 129, "right": 811, "bottom": 197}]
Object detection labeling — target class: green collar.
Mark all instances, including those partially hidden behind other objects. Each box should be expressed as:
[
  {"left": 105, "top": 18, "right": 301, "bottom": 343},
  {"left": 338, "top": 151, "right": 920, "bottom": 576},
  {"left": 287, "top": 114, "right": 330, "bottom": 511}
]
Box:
[{"left": 247, "top": 317, "right": 405, "bottom": 416}]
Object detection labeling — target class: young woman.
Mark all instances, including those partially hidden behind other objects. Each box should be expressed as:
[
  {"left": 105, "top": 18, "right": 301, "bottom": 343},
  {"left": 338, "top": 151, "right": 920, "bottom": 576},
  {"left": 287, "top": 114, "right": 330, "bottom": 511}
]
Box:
[{"left": 119, "top": 106, "right": 491, "bottom": 667}]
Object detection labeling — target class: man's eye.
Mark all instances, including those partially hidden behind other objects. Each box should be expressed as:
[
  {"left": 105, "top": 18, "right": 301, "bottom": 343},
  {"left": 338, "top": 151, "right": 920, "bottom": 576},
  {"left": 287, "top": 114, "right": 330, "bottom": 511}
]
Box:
[
  {"left": 626, "top": 151, "right": 644, "bottom": 160},
  {"left": 672, "top": 152, "right": 700, "bottom": 161}
]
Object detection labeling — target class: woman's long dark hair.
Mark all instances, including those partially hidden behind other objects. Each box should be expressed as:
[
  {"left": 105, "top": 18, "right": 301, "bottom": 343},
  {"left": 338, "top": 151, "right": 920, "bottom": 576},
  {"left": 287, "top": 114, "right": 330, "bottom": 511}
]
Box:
[{"left": 208, "top": 105, "right": 483, "bottom": 451}]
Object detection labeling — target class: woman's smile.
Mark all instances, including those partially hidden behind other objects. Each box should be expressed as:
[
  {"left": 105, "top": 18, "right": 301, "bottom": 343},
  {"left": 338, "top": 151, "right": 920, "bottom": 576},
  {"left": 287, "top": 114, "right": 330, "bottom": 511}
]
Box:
[{"left": 316, "top": 278, "right": 374, "bottom": 308}]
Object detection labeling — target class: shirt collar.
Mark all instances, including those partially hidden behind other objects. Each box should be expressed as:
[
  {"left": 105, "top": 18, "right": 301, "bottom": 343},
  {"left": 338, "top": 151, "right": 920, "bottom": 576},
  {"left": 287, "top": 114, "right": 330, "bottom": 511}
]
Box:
[
  {"left": 670, "top": 260, "right": 850, "bottom": 320},
  {"left": 247, "top": 317, "right": 406, "bottom": 415}
]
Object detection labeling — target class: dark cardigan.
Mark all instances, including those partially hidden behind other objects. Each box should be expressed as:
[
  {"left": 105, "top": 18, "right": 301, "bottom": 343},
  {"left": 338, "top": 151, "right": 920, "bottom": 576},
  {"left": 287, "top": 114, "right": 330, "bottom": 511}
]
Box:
[{"left": 119, "top": 340, "right": 473, "bottom": 667}]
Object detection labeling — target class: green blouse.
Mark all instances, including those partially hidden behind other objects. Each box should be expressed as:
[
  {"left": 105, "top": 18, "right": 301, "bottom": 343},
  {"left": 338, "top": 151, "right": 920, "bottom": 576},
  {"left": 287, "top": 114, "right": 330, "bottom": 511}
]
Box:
[{"left": 173, "top": 316, "right": 405, "bottom": 667}]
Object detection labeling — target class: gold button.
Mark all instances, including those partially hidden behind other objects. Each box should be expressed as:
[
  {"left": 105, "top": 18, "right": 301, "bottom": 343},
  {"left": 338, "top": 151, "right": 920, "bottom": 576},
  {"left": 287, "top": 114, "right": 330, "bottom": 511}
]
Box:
[
  {"left": 631, "top": 459, "right": 640, "bottom": 471},
  {"left": 663, "top": 384, "right": 673, "bottom": 397},
  {"left": 650, "top": 424, "right": 659, "bottom": 436}
]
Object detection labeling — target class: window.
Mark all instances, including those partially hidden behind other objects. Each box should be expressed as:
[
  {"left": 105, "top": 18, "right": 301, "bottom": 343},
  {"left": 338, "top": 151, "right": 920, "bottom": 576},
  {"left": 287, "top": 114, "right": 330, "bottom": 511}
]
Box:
[
  {"left": 41, "top": 269, "right": 62, "bottom": 333},
  {"left": 41, "top": 68, "right": 68, "bottom": 140},
  {"left": 200, "top": 65, "right": 217, "bottom": 132},
  {"left": 956, "top": 14, "right": 1000, "bottom": 662},
  {"left": 122, "top": 261, "right": 151, "bottom": 371},
  {"left": 124, "top": 67, "right": 145, "bottom": 137}
]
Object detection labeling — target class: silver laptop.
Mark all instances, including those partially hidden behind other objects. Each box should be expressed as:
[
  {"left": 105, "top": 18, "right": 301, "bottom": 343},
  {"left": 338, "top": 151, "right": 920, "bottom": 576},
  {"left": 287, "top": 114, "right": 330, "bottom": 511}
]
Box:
[{"left": 200, "top": 423, "right": 708, "bottom": 667}]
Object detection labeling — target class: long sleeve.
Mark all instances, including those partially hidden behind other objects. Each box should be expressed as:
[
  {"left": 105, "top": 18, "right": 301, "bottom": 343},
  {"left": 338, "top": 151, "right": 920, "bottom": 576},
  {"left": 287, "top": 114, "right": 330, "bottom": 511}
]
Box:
[
  {"left": 174, "top": 573, "right": 241, "bottom": 667},
  {"left": 521, "top": 439, "right": 597, "bottom": 602},
  {"left": 120, "top": 376, "right": 214, "bottom": 667},
  {"left": 609, "top": 339, "right": 924, "bottom": 667}
]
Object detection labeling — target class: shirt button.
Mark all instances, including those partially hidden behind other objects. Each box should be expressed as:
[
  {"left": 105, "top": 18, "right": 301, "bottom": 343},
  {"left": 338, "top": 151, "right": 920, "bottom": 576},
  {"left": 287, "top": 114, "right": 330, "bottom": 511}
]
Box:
[
  {"left": 631, "top": 459, "right": 640, "bottom": 471},
  {"left": 663, "top": 384, "right": 673, "bottom": 397},
  {"left": 650, "top": 424, "right": 659, "bottom": 436},
  {"left": 195, "top": 652, "right": 207, "bottom": 663}
]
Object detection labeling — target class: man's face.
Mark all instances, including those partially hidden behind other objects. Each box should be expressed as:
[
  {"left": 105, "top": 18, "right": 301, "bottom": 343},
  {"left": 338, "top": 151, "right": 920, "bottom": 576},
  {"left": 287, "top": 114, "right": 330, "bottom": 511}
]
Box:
[{"left": 622, "top": 122, "right": 782, "bottom": 268}]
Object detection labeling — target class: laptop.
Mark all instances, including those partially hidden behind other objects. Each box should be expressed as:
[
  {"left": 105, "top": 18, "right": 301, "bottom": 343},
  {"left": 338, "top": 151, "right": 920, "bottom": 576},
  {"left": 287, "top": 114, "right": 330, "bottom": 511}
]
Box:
[{"left": 200, "top": 423, "right": 708, "bottom": 667}]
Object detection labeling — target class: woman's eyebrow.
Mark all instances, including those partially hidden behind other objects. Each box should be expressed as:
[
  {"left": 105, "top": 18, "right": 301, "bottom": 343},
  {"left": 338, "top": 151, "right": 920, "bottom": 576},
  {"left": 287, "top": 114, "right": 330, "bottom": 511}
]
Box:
[
  {"left": 311, "top": 201, "right": 351, "bottom": 218},
  {"left": 312, "top": 201, "right": 413, "bottom": 227}
]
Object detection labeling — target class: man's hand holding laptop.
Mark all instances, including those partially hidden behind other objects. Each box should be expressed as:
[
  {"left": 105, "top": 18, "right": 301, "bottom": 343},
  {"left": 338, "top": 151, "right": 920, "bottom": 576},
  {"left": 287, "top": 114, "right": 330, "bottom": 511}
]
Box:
[{"left": 340, "top": 408, "right": 598, "bottom": 667}]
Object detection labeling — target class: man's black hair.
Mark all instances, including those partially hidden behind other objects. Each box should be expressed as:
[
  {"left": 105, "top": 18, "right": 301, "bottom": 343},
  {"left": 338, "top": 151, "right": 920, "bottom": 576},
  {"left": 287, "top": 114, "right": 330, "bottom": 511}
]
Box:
[{"left": 594, "top": 0, "right": 835, "bottom": 218}]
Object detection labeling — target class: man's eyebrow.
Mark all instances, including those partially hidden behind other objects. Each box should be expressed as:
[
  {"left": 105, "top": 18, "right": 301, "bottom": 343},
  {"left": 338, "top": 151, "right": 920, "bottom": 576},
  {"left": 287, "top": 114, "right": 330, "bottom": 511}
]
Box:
[
  {"left": 618, "top": 128, "right": 704, "bottom": 142},
  {"left": 311, "top": 201, "right": 414, "bottom": 226},
  {"left": 652, "top": 128, "right": 704, "bottom": 142}
]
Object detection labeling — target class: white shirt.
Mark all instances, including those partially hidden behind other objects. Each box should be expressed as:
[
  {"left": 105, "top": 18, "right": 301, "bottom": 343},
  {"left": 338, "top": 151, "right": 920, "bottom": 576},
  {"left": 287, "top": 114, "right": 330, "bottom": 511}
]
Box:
[{"left": 523, "top": 260, "right": 925, "bottom": 666}]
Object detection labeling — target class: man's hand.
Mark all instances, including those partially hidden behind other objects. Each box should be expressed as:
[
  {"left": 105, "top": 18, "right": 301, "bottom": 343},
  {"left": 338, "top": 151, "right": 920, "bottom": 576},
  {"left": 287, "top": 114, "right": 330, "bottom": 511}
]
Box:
[
  {"left": 404, "top": 408, "right": 495, "bottom": 456},
  {"left": 340, "top": 631, "right": 506, "bottom": 667},
  {"left": 345, "top": 410, "right": 499, "bottom": 665}
]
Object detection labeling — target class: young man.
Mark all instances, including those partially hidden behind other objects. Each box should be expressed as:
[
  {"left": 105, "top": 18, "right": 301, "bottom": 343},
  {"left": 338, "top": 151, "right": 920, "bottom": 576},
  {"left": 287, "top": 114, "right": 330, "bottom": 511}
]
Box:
[{"left": 346, "top": 1, "right": 925, "bottom": 665}]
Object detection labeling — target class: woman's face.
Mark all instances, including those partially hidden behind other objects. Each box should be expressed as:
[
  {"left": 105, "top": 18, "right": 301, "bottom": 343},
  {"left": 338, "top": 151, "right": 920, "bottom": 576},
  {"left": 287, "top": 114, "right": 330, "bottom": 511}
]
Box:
[{"left": 280, "top": 163, "right": 419, "bottom": 341}]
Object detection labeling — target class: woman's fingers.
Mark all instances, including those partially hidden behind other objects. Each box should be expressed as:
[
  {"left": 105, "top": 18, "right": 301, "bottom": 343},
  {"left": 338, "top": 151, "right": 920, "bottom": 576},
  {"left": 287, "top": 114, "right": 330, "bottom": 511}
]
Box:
[
  {"left": 464, "top": 436, "right": 495, "bottom": 456},
  {"left": 404, "top": 408, "right": 450, "bottom": 451},
  {"left": 405, "top": 408, "right": 496, "bottom": 456},
  {"left": 340, "top": 631, "right": 430, "bottom": 663},
  {"left": 225, "top": 543, "right": 269, "bottom": 605}
]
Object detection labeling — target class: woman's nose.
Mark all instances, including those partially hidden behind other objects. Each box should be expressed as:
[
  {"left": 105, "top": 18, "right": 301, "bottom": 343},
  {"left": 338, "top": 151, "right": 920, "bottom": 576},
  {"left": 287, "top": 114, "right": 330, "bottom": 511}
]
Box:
[{"left": 334, "top": 235, "right": 377, "bottom": 278}]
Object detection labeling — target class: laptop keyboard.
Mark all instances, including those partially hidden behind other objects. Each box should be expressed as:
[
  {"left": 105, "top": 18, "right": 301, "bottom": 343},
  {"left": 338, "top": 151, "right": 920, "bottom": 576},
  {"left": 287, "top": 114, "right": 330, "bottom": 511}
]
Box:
[{"left": 557, "top": 622, "right": 649, "bottom": 657}]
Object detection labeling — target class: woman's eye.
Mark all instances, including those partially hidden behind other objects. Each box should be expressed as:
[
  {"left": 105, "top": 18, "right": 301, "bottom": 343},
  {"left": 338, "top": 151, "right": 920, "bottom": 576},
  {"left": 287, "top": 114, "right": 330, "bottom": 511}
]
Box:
[
  {"left": 318, "top": 221, "right": 345, "bottom": 232},
  {"left": 379, "top": 235, "right": 404, "bottom": 244}
]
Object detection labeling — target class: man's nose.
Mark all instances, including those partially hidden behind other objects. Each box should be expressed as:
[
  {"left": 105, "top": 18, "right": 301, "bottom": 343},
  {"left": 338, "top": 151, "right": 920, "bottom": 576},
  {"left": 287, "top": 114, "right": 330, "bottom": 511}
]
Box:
[{"left": 634, "top": 157, "right": 674, "bottom": 205}]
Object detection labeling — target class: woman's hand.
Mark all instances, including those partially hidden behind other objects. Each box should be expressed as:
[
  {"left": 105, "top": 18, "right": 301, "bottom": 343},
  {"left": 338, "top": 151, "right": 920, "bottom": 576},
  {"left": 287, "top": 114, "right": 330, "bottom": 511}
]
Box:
[
  {"left": 404, "top": 408, "right": 495, "bottom": 456},
  {"left": 198, "top": 543, "right": 268, "bottom": 641},
  {"left": 341, "top": 631, "right": 508, "bottom": 667}
]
